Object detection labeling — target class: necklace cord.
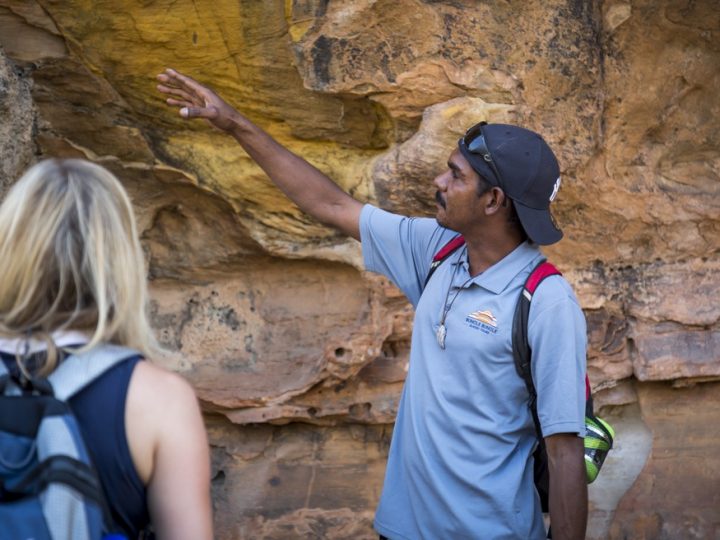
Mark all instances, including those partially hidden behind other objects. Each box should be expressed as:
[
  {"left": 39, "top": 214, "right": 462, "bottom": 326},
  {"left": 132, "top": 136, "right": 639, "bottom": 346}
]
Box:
[{"left": 437, "top": 246, "right": 474, "bottom": 327}]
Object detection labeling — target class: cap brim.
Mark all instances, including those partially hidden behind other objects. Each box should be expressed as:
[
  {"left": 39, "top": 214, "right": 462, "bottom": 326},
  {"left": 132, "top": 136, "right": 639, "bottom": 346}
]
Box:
[{"left": 514, "top": 201, "right": 563, "bottom": 245}]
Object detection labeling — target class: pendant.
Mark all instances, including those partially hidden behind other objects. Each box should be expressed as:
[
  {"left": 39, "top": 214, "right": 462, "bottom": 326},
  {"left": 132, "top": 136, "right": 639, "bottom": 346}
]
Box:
[{"left": 436, "top": 323, "right": 447, "bottom": 349}]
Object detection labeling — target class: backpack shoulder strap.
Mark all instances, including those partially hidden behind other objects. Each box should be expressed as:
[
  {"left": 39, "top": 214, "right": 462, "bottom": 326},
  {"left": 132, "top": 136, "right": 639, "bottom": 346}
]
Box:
[
  {"left": 423, "top": 235, "right": 466, "bottom": 289},
  {"left": 0, "top": 360, "right": 12, "bottom": 395},
  {"left": 48, "top": 344, "right": 141, "bottom": 400},
  {"left": 512, "top": 261, "right": 593, "bottom": 429},
  {"left": 512, "top": 260, "right": 561, "bottom": 429}
]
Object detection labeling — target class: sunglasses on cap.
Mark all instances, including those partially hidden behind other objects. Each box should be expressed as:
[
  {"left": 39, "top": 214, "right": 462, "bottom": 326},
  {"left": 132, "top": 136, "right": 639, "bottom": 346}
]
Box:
[{"left": 462, "top": 122, "right": 505, "bottom": 190}]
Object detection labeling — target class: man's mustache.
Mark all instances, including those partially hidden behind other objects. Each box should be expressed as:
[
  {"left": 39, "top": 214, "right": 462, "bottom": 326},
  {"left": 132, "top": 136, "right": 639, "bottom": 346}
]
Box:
[{"left": 435, "top": 191, "right": 446, "bottom": 209}]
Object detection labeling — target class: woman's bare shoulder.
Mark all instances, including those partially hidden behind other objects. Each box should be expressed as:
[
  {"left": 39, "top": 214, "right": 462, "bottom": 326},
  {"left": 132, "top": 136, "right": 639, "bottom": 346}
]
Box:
[
  {"left": 129, "top": 360, "right": 198, "bottom": 409},
  {"left": 125, "top": 360, "right": 212, "bottom": 539},
  {"left": 124, "top": 359, "right": 205, "bottom": 486}
]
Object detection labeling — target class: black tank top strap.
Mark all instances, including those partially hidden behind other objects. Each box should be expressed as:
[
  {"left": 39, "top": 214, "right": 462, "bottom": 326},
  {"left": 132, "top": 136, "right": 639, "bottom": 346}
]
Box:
[{"left": 70, "top": 354, "right": 150, "bottom": 538}]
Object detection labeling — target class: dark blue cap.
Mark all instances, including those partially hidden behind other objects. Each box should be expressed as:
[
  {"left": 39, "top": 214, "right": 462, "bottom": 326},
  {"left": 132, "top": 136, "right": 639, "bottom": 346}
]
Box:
[{"left": 458, "top": 123, "right": 563, "bottom": 245}]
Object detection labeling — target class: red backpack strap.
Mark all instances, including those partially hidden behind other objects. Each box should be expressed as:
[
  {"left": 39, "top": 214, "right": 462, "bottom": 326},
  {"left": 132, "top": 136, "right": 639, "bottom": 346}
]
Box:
[
  {"left": 527, "top": 263, "right": 592, "bottom": 402},
  {"left": 512, "top": 260, "right": 562, "bottom": 407},
  {"left": 513, "top": 260, "right": 593, "bottom": 415},
  {"left": 432, "top": 235, "right": 466, "bottom": 262},
  {"left": 423, "top": 235, "right": 465, "bottom": 289},
  {"left": 523, "top": 262, "right": 561, "bottom": 297}
]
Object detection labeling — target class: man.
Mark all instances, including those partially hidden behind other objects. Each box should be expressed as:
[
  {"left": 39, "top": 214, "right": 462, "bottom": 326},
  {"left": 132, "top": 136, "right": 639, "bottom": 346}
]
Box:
[{"left": 157, "top": 68, "right": 588, "bottom": 540}]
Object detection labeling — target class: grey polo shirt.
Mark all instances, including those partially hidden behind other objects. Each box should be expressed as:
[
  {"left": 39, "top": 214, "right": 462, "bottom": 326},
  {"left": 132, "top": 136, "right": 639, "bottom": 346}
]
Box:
[{"left": 361, "top": 205, "right": 586, "bottom": 540}]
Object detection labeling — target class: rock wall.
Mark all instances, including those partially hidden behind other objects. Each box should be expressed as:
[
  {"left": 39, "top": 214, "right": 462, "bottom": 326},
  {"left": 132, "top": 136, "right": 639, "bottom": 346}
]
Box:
[{"left": 0, "top": 1, "right": 718, "bottom": 538}]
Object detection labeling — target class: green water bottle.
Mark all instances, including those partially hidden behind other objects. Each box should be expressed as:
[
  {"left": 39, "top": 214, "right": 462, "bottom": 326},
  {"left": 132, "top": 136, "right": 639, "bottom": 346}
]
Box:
[{"left": 584, "top": 416, "right": 615, "bottom": 483}]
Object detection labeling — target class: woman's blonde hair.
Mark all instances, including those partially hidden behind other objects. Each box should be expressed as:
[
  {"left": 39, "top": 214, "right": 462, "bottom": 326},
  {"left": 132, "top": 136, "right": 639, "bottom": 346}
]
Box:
[{"left": 0, "top": 158, "right": 158, "bottom": 374}]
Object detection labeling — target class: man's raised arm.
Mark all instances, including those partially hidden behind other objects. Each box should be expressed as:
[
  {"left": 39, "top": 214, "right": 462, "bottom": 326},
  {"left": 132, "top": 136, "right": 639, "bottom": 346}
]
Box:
[{"left": 156, "top": 68, "right": 363, "bottom": 241}]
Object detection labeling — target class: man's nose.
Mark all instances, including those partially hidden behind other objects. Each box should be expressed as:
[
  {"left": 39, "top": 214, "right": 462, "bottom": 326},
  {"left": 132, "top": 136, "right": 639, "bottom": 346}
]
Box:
[{"left": 434, "top": 170, "right": 449, "bottom": 190}]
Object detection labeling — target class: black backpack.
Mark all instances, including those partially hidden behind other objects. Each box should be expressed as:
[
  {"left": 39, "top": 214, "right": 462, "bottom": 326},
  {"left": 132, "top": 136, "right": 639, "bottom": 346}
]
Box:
[
  {"left": 0, "top": 344, "right": 139, "bottom": 540},
  {"left": 425, "top": 236, "right": 614, "bottom": 512}
]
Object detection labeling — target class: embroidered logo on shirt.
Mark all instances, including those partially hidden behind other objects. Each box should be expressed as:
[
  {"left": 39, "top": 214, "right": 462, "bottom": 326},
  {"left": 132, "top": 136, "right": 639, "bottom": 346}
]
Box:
[{"left": 465, "top": 310, "right": 498, "bottom": 334}]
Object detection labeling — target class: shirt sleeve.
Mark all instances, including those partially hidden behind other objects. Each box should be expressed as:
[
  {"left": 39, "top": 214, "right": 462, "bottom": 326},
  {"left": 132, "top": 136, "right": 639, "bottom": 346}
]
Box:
[
  {"left": 359, "top": 204, "right": 455, "bottom": 306},
  {"left": 527, "top": 276, "right": 587, "bottom": 438}
]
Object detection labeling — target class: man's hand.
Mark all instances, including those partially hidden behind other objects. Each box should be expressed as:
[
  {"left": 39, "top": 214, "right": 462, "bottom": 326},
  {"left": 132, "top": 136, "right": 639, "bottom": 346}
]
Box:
[
  {"left": 157, "top": 68, "right": 239, "bottom": 132},
  {"left": 154, "top": 68, "right": 363, "bottom": 239}
]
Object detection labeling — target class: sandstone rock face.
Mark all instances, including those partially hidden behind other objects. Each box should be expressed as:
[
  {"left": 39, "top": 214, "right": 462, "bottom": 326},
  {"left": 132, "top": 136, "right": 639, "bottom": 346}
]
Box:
[
  {"left": 0, "top": 0, "right": 718, "bottom": 538},
  {"left": 0, "top": 44, "right": 33, "bottom": 193}
]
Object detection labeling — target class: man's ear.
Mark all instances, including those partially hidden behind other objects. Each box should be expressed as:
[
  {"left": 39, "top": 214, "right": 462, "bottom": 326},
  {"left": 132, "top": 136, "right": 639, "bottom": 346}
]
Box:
[{"left": 484, "top": 187, "right": 506, "bottom": 216}]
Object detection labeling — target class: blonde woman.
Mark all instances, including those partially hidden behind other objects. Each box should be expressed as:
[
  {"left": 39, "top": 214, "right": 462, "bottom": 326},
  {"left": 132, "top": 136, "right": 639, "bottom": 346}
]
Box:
[{"left": 0, "top": 159, "right": 213, "bottom": 540}]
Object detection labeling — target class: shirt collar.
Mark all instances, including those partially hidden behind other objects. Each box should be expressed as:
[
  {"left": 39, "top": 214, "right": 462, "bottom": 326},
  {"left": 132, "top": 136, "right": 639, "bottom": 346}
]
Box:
[
  {"left": 0, "top": 330, "right": 89, "bottom": 355},
  {"left": 454, "top": 241, "right": 542, "bottom": 295}
]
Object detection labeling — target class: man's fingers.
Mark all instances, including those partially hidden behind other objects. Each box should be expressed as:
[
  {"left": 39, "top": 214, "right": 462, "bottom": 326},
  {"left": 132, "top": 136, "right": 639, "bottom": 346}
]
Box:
[
  {"left": 166, "top": 98, "right": 193, "bottom": 108},
  {"left": 157, "top": 84, "right": 197, "bottom": 105},
  {"left": 164, "top": 68, "right": 208, "bottom": 95},
  {"left": 157, "top": 69, "right": 226, "bottom": 126},
  {"left": 157, "top": 71, "right": 194, "bottom": 97},
  {"left": 180, "top": 106, "right": 218, "bottom": 120}
]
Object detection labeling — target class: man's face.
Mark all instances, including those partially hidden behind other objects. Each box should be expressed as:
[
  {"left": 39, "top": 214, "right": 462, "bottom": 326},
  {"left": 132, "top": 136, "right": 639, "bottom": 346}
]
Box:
[{"left": 433, "top": 149, "right": 488, "bottom": 232}]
